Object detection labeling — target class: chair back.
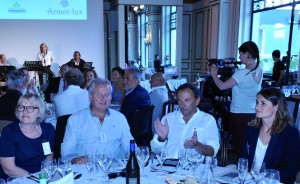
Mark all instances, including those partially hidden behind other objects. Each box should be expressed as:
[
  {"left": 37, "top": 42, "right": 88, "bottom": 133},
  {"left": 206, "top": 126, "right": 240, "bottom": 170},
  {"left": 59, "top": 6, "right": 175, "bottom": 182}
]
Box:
[
  {"left": 165, "top": 82, "right": 177, "bottom": 103},
  {"left": 162, "top": 99, "right": 178, "bottom": 117},
  {"left": 128, "top": 105, "right": 154, "bottom": 147},
  {"left": 0, "top": 120, "right": 13, "bottom": 133},
  {"left": 54, "top": 114, "right": 72, "bottom": 159}
]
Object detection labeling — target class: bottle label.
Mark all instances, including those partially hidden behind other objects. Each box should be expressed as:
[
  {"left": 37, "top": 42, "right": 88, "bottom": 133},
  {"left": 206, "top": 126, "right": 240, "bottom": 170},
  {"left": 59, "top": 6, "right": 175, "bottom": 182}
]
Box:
[
  {"left": 128, "top": 178, "right": 138, "bottom": 184},
  {"left": 130, "top": 143, "right": 135, "bottom": 152}
]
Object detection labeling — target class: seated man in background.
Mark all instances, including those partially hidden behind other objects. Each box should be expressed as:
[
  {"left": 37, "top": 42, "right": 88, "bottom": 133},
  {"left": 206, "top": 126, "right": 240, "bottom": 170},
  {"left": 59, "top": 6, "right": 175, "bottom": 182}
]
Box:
[
  {"left": 61, "top": 78, "right": 133, "bottom": 163},
  {"left": 120, "top": 67, "right": 151, "bottom": 120},
  {"left": 67, "top": 51, "right": 86, "bottom": 73},
  {"left": 0, "top": 70, "right": 24, "bottom": 122},
  {"left": 272, "top": 50, "right": 285, "bottom": 86},
  {"left": 0, "top": 54, "right": 8, "bottom": 66},
  {"left": 151, "top": 83, "right": 220, "bottom": 158},
  {"left": 149, "top": 72, "right": 168, "bottom": 134},
  {"left": 54, "top": 68, "right": 90, "bottom": 118},
  {"left": 44, "top": 64, "right": 69, "bottom": 102}
]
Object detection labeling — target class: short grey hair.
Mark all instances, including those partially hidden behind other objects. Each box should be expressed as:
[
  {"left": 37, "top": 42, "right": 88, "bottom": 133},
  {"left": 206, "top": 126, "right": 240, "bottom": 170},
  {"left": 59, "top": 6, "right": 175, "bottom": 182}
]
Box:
[
  {"left": 6, "top": 70, "right": 25, "bottom": 89},
  {"left": 124, "top": 67, "right": 141, "bottom": 82},
  {"left": 88, "top": 78, "right": 112, "bottom": 95},
  {"left": 15, "top": 93, "right": 46, "bottom": 123},
  {"left": 64, "top": 68, "right": 84, "bottom": 86}
]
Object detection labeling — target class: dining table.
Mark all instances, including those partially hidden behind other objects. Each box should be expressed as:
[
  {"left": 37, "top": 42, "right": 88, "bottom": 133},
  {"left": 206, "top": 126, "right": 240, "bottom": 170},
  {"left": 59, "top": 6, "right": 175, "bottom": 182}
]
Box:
[
  {"left": 17, "top": 159, "right": 254, "bottom": 184},
  {"left": 140, "top": 78, "right": 187, "bottom": 94}
]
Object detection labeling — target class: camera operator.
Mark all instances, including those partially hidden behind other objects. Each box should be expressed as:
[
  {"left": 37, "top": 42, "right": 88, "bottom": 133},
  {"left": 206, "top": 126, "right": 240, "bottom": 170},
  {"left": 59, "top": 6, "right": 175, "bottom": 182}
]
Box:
[{"left": 210, "top": 41, "right": 263, "bottom": 157}]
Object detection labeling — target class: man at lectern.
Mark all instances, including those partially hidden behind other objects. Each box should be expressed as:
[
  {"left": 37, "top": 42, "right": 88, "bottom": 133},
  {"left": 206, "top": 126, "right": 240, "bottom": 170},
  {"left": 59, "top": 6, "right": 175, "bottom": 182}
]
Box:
[{"left": 36, "top": 43, "right": 54, "bottom": 84}]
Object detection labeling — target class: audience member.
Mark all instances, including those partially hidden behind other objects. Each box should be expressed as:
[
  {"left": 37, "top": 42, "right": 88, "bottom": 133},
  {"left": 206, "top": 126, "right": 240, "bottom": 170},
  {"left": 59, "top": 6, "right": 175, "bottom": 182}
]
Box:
[
  {"left": 19, "top": 67, "right": 40, "bottom": 96},
  {"left": 44, "top": 64, "right": 70, "bottom": 102},
  {"left": 154, "top": 54, "right": 164, "bottom": 73},
  {"left": 81, "top": 68, "right": 98, "bottom": 89},
  {"left": 67, "top": 51, "right": 86, "bottom": 73},
  {"left": 120, "top": 67, "right": 151, "bottom": 120},
  {"left": 241, "top": 87, "right": 300, "bottom": 184},
  {"left": 54, "top": 68, "right": 89, "bottom": 118},
  {"left": 0, "top": 93, "right": 55, "bottom": 180},
  {"left": 149, "top": 72, "right": 168, "bottom": 133},
  {"left": 151, "top": 83, "right": 220, "bottom": 158},
  {"left": 111, "top": 66, "right": 125, "bottom": 104},
  {"left": 0, "top": 54, "right": 8, "bottom": 66},
  {"left": 272, "top": 50, "right": 285, "bottom": 86},
  {"left": 61, "top": 78, "right": 133, "bottom": 163},
  {"left": 210, "top": 41, "right": 262, "bottom": 157},
  {"left": 0, "top": 70, "right": 24, "bottom": 122},
  {"left": 36, "top": 43, "right": 54, "bottom": 82}
]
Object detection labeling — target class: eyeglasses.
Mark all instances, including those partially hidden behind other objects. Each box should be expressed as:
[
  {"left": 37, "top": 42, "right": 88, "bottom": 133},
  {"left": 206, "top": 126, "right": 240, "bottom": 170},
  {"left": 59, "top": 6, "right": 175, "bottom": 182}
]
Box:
[{"left": 17, "top": 105, "right": 39, "bottom": 113}]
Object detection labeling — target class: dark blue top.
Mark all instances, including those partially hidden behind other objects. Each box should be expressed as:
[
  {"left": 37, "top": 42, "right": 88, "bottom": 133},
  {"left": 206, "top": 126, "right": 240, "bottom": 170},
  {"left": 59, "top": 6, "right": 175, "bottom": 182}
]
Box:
[
  {"left": 121, "top": 84, "right": 151, "bottom": 120},
  {"left": 241, "top": 124, "right": 300, "bottom": 184},
  {"left": 0, "top": 122, "right": 55, "bottom": 179}
]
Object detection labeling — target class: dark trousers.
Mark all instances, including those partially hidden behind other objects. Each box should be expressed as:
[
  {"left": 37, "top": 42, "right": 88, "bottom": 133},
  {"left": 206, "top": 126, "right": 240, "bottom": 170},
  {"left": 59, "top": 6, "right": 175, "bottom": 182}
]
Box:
[{"left": 229, "top": 112, "right": 256, "bottom": 157}]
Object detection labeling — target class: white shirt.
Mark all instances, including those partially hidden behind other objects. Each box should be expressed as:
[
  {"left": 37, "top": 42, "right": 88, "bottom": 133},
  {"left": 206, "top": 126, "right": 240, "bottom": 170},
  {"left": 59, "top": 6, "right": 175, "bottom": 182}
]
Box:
[
  {"left": 54, "top": 85, "right": 90, "bottom": 117},
  {"left": 231, "top": 65, "right": 262, "bottom": 113},
  {"left": 254, "top": 137, "right": 268, "bottom": 166},
  {"left": 61, "top": 107, "right": 134, "bottom": 159},
  {"left": 36, "top": 51, "right": 54, "bottom": 66},
  {"left": 150, "top": 109, "right": 220, "bottom": 158}
]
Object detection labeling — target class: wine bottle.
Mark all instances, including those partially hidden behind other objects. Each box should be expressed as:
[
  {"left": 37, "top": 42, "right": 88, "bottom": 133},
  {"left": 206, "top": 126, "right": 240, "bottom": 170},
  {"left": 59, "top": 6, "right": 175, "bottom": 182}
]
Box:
[{"left": 126, "top": 140, "right": 140, "bottom": 184}]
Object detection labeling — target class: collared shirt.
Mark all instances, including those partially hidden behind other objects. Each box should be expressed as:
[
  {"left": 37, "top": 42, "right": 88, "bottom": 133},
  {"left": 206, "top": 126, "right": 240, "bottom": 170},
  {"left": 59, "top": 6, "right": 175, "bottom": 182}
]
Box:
[
  {"left": 61, "top": 107, "right": 134, "bottom": 160},
  {"left": 125, "top": 85, "right": 137, "bottom": 96},
  {"left": 54, "top": 85, "right": 90, "bottom": 117},
  {"left": 150, "top": 109, "right": 220, "bottom": 158}
]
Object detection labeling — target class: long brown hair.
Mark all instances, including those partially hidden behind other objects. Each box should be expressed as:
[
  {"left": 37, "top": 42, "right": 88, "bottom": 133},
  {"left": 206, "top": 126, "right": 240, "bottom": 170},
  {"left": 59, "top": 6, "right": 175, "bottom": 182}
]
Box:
[{"left": 249, "top": 87, "right": 293, "bottom": 135}]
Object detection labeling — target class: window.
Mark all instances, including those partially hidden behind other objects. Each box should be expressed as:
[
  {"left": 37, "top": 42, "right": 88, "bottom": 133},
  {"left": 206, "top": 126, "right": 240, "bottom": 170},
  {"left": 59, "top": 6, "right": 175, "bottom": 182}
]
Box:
[
  {"left": 252, "top": 0, "right": 300, "bottom": 74},
  {"left": 170, "top": 6, "right": 177, "bottom": 66}
]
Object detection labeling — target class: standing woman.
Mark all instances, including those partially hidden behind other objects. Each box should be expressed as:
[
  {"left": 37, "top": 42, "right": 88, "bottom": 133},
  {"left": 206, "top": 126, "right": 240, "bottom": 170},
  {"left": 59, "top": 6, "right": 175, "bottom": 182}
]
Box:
[
  {"left": 111, "top": 66, "right": 125, "bottom": 105},
  {"left": 0, "top": 93, "right": 55, "bottom": 180},
  {"left": 36, "top": 43, "right": 54, "bottom": 83},
  {"left": 210, "top": 41, "right": 263, "bottom": 156},
  {"left": 81, "top": 68, "right": 98, "bottom": 89},
  {"left": 242, "top": 87, "right": 300, "bottom": 184}
]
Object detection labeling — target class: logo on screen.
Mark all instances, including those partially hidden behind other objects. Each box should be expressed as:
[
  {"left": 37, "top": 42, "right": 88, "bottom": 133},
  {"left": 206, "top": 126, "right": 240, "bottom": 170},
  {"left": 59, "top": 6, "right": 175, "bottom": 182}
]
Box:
[{"left": 60, "top": 0, "right": 69, "bottom": 8}]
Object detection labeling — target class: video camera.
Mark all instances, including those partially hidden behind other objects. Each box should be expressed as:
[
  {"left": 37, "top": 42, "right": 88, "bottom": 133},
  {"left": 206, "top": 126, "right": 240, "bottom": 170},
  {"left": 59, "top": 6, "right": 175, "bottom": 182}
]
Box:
[{"left": 208, "top": 57, "right": 241, "bottom": 78}]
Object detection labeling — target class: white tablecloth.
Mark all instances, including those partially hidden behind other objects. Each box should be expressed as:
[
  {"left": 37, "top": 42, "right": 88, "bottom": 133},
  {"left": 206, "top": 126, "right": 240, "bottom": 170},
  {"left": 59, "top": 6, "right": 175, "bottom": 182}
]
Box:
[{"left": 20, "top": 161, "right": 241, "bottom": 184}]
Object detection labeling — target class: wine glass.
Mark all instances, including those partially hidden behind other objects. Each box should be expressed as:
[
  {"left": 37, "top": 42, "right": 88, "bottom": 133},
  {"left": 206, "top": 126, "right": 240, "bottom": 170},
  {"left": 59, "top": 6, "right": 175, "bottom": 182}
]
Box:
[
  {"left": 96, "top": 153, "right": 112, "bottom": 183},
  {"left": 156, "top": 147, "right": 168, "bottom": 176},
  {"left": 41, "top": 159, "right": 57, "bottom": 182},
  {"left": 85, "top": 154, "right": 95, "bottom": 181},
  {"left": 262, "top": 169, "right": 280, "bottom": 184},
  {"left": 238, "top": 158, "right": 248, "bottom": 184},
  {"left": 57, "top": 158, "right": 71, "bottom": 177},
  {"left": 251, "top": 161, "right": 266, "bottom": 183},
  {"left": 176, "top": 147, "right": 187, "bottom": 177},
  {"left": 186, "top": 148, "right": 203, "bottom": 177},
  {"left": 136, "top": 146, "right": 150, "bottom": 178}
]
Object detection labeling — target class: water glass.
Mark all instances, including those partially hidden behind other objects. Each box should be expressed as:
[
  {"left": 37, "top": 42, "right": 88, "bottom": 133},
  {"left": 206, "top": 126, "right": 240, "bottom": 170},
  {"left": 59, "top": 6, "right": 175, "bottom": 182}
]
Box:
[
  {"left": 262, "top": 169, "right": 280, "bottom": 184},
  {"left": 238, "top": 158, "right": 248, "bottom": 184},
  {"left": 41, "top": 159, "right": 57, "bottom": 182},
  {"left": 251, "top": 161, "right": 266, "bottom": 183},
  {"left": 136, "top": 146, "right": 150, "bottom": 178}
]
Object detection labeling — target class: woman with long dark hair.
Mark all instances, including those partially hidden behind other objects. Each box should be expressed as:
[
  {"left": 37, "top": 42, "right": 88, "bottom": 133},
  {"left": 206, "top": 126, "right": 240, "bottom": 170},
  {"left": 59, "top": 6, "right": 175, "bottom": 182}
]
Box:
[{"left": 210, "top": 41, "right": 263, "bottom": 156}]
